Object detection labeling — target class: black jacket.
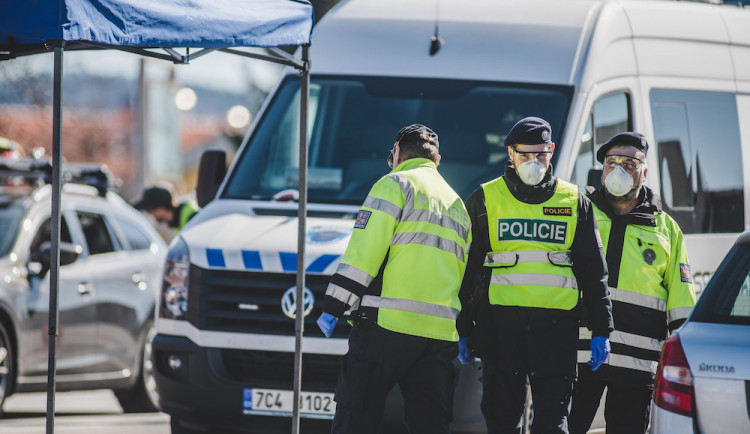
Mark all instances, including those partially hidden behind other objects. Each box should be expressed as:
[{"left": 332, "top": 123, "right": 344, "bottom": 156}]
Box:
[{"left": 578, "top": 186, "right": 684, "bottom": 387}]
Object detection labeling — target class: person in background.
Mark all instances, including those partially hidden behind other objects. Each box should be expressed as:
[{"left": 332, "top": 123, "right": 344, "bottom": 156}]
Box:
[
  {"left": 568, "top": 132, "right": 696, "bottom": 434},
  {"left": 172, "top": 196, "right": 200, "bottom": 231},
  {"left": 457, "top": 117, "right": 613, "bottom": 434},
  {"left": 317, "top": 124, "right": 471, "bottom": 434},
  {"left": 134, "top": 186, "right": 176, "bottom": 243}
]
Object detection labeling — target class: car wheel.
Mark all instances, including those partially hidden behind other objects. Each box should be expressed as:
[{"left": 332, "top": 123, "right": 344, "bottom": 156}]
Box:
[
  {"left": 115, "top": 323, "right": 159, "bottom": 413},
  {"left": 0, "top": 321, "right": 15, "bottom": 416}
]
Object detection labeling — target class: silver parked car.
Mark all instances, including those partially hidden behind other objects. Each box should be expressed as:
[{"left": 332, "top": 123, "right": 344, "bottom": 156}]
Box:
[
  {"left": 651, "top": 230, "right": 750, "bottom": 433},
  {"left": 0, "top": 159, "right": 167, "bottom": 414}
]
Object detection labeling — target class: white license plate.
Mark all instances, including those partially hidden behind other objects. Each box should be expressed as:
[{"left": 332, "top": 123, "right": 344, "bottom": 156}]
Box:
[{"left": 243, "top": 388, "right": 336, "bottom": 417}]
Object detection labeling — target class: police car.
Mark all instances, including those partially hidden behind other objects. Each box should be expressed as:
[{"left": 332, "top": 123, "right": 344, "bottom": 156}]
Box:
[
  {"left": 651, "top": 230, "right": 750, "bottom": 433},
  {"left": 0, "top": 158, "right": 167, "bottom": 414}
]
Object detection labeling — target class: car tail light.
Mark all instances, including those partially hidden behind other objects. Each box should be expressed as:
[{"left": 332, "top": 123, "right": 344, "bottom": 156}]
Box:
[{"left": 654, "top": 333, "right": 694, "bottom": 417}]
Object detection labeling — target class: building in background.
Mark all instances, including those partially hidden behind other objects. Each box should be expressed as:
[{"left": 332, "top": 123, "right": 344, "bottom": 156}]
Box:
[{"left": 0, "top": 50, "right": 277, "bottom": 202}]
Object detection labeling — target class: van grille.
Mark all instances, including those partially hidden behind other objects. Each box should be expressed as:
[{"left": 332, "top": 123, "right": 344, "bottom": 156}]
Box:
[
  {"left": 188, "top": 265, "right": 349, "bottom": 338},
  {"left": 219, "top": 349, "right": 342, "bottom": 390}
]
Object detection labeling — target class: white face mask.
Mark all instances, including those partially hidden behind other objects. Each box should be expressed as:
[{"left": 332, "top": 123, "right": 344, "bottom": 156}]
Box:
[
  {"left": 517, "top": 159, "right": 546, "bottom": 186},
  {"left": 604, "top": 165, "right": 635, "bottom": 197}
]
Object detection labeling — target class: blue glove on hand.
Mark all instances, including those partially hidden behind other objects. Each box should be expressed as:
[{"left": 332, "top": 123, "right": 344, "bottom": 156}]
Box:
[
  {"left": 317, "top": 312, "right": 338, "bottom": 338},
  {"left": 588, "top": 336, "right": 611, "bottom": 371},
  {"left": 457, "top": 337, "right": 472, "bottom": 364}
]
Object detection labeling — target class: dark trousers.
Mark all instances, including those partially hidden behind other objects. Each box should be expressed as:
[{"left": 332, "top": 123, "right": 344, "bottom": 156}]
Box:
[
  {"left": 568, "top": 378, "right": 653, "bottom": 434},
  {"left": 331, "top": 322, "right": 458, "bottom": 434},
  {"left": 481, "top": 361, "right": 574, "bottom": 434}
]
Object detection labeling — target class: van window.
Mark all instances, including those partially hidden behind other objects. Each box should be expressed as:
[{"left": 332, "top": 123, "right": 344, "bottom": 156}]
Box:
[
  {"left": 571, "top": 93, "right": 631, "bottom": 189},
  {"left": 651, "top": 90, "right": 744, "bottom": 234},
  {"left": 223, "top": 76, "right": 573, "bottom": 203}
]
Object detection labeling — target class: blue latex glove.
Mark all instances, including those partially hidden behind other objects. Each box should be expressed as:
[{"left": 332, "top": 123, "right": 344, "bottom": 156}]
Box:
[
  {"left": 457, "top": 337, "right": 472, "bottom": 364},
  {"left": 317, "top": 312, "right": 338, "bottom": 338},
  {"left": 588, "top": 336, "right": 611, "bottom": 371}
]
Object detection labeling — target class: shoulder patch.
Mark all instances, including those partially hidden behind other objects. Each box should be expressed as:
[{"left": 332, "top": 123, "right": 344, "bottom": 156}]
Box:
[
  {"left": 680, "top": 263, "right": 692, "bottom": 283},
  {"left": 543, "top": 206, "right": 572, "bottom": 216},
  {"left": 354, "top": 210, "right": 372, "bottom": 229},
  {"left": 594, "top": 228, "right": 603, "bottom": 249}
]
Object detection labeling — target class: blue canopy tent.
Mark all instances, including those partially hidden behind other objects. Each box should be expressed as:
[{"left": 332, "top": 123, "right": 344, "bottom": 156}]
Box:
[{"left": 1, "top": 1, "right": 314, "bottom": 432}]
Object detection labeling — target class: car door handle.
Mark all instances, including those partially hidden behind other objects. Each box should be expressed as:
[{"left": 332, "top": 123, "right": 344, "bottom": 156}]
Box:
[{"left": 77, "top": 282, "right": 94, "bottom": 296}]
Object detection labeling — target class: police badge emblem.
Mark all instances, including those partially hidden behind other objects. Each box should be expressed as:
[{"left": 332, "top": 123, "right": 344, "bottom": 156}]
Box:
[{"left": 643, "top": 248, "right": 656, "bottom": 265}]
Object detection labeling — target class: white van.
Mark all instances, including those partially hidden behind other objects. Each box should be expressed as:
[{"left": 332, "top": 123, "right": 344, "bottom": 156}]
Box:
[{"left": 153, "top": 1, "right": 750, "bottom": 432}]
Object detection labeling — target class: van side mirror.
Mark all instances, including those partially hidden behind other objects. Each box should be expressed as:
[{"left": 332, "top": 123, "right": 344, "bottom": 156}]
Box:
[
  {"left": 587, "top": 167, "right": 603, "bottom": 190},
  {"left": 196, "top": 149, "right": 227, "bottom": 208}
]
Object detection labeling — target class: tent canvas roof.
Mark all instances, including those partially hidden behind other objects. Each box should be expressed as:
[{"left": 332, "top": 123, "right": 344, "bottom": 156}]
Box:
[
  {"left": 1, "top": 1, "right": 314, "bottom": 431},
  {"left": 1, "top": 0, "right": 313, "bottom": 58}
]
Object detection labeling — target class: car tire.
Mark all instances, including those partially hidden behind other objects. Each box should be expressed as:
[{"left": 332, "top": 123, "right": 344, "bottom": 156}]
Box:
[
  {"left": 115, "top": 323, "right": 159, "bottom": 413},
  {"left": 0, "top": 321, "right": 14, "bottom": 416}
]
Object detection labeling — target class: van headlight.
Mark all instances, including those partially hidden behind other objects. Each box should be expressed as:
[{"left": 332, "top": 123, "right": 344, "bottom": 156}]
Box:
[{"left": 160, "top": 237, "right": 190, "bottom": 320}]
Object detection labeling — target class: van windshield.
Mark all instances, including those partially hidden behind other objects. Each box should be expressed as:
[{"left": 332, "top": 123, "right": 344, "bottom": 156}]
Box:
[{"left": 223, "top": 76, "right": 572, "bottom": 204}]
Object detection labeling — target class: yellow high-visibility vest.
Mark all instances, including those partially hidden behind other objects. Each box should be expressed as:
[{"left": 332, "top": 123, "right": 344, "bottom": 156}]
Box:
[
  {"left": 326, "top": 158, "right": 471, "bottom": 341},
  {"left": 482, "top": 177, "right": 579, "bottom": 309}
]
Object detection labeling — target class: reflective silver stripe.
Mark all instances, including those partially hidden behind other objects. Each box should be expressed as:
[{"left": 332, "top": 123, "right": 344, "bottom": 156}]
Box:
[
  {"left": 403, "top": 209, "right": 470, "bottom": 240},
  {"left": 577, "top": 350, "right": 591, "bottom": 364},
  {"left": 490, "top": 273, "right": 578, "bottom": 290},
  {"left": 609, "top": 287, "right": 667, "bottom": 311},
  {"left": 667, "top": 306, "right": 693, "bottom": 324},
  {"left": 361, "top": 295, "right": 459, "bottom": 320},
  {"left": 335, "top": 263, "right": 374, "bottom": 287},
  {"left": 608, "top": 353, "right": 658, "bottom": 373},
  {"left": 362, "top": 196, "right": 402, "bottom": 220},
  {"left": 391, "top": 232, "right": 465, "bottom": 261},
  {"left": 388, "top": 173, "right": 414, "bottom": 218},
  {"left": 485, "top": 250, "right": 572, "bottom": 267},
  {"left": 579, "top": 328, "right": 662, "bottom": 353},
  {"left": 576, "top": 351, "right": 658, "bottom": 374},
  {"left": 326, "top": 283, "right": 360, "bottom": 307}
]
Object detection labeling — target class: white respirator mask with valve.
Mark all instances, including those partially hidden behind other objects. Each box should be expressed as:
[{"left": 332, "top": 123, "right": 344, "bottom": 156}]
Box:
[
  {"left": 604, "top": 165, "right": 635, "bottom": 197},
  {"left": 517, "top": 159, "right": 547, "bottom": 186}
]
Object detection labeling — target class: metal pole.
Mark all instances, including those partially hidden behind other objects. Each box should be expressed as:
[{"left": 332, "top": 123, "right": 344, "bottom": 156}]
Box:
[
  {"left": 46, "top": 41, "right": 64, "bottom": 434},
  {"left": 291, "top": 44, "right": 310, "bottom": 434}
]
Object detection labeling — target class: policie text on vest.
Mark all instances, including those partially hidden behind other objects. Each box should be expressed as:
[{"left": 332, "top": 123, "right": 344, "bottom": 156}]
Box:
[{"left": 497, "top": 219, "right": 568, "bottom": 244}]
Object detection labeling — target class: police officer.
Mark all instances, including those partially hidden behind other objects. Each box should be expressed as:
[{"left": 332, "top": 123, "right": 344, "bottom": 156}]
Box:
[
  {"left": 457, "top": 117, "right": 613, "bottom": 434},
  {"left": 568, "top": 132, "right": 696, "bottom": 434},
  {"left": 317, "top": 124, "right": 472, "bottom": 434}
]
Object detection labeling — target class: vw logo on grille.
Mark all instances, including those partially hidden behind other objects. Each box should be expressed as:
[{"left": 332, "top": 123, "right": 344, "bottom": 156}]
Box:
[{"left": 281, "top": 286, "right": 315, "bottom": 319}]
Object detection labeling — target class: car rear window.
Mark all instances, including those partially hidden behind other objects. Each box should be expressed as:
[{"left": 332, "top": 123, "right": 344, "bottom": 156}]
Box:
[{"left": 691, "top": 244, "right": 750, "bottom": 326}]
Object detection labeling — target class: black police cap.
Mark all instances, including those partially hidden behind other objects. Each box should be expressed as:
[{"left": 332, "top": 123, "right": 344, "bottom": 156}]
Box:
[
  {"left": 596, "top": 132, "right": 649, "bottom": 163},
  {"left": 504, "top": 117, "right": 552, "bottom": 147},
  {"left": 395, "top": 124, "right": 439, "bottom": 150}
]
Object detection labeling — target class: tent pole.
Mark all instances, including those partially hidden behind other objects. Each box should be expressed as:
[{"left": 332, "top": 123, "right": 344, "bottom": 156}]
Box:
[
  {"left": 46, "top": 42, "right": 64, "bottom": 434},
  {"left": 292, "top": 44, "right": 310, "bottom": 434}
]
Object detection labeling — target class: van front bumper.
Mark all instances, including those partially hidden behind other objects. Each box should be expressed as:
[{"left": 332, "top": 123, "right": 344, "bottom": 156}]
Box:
[{"left": 152, "top": 333, "right": 338, "bottom": 433}]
